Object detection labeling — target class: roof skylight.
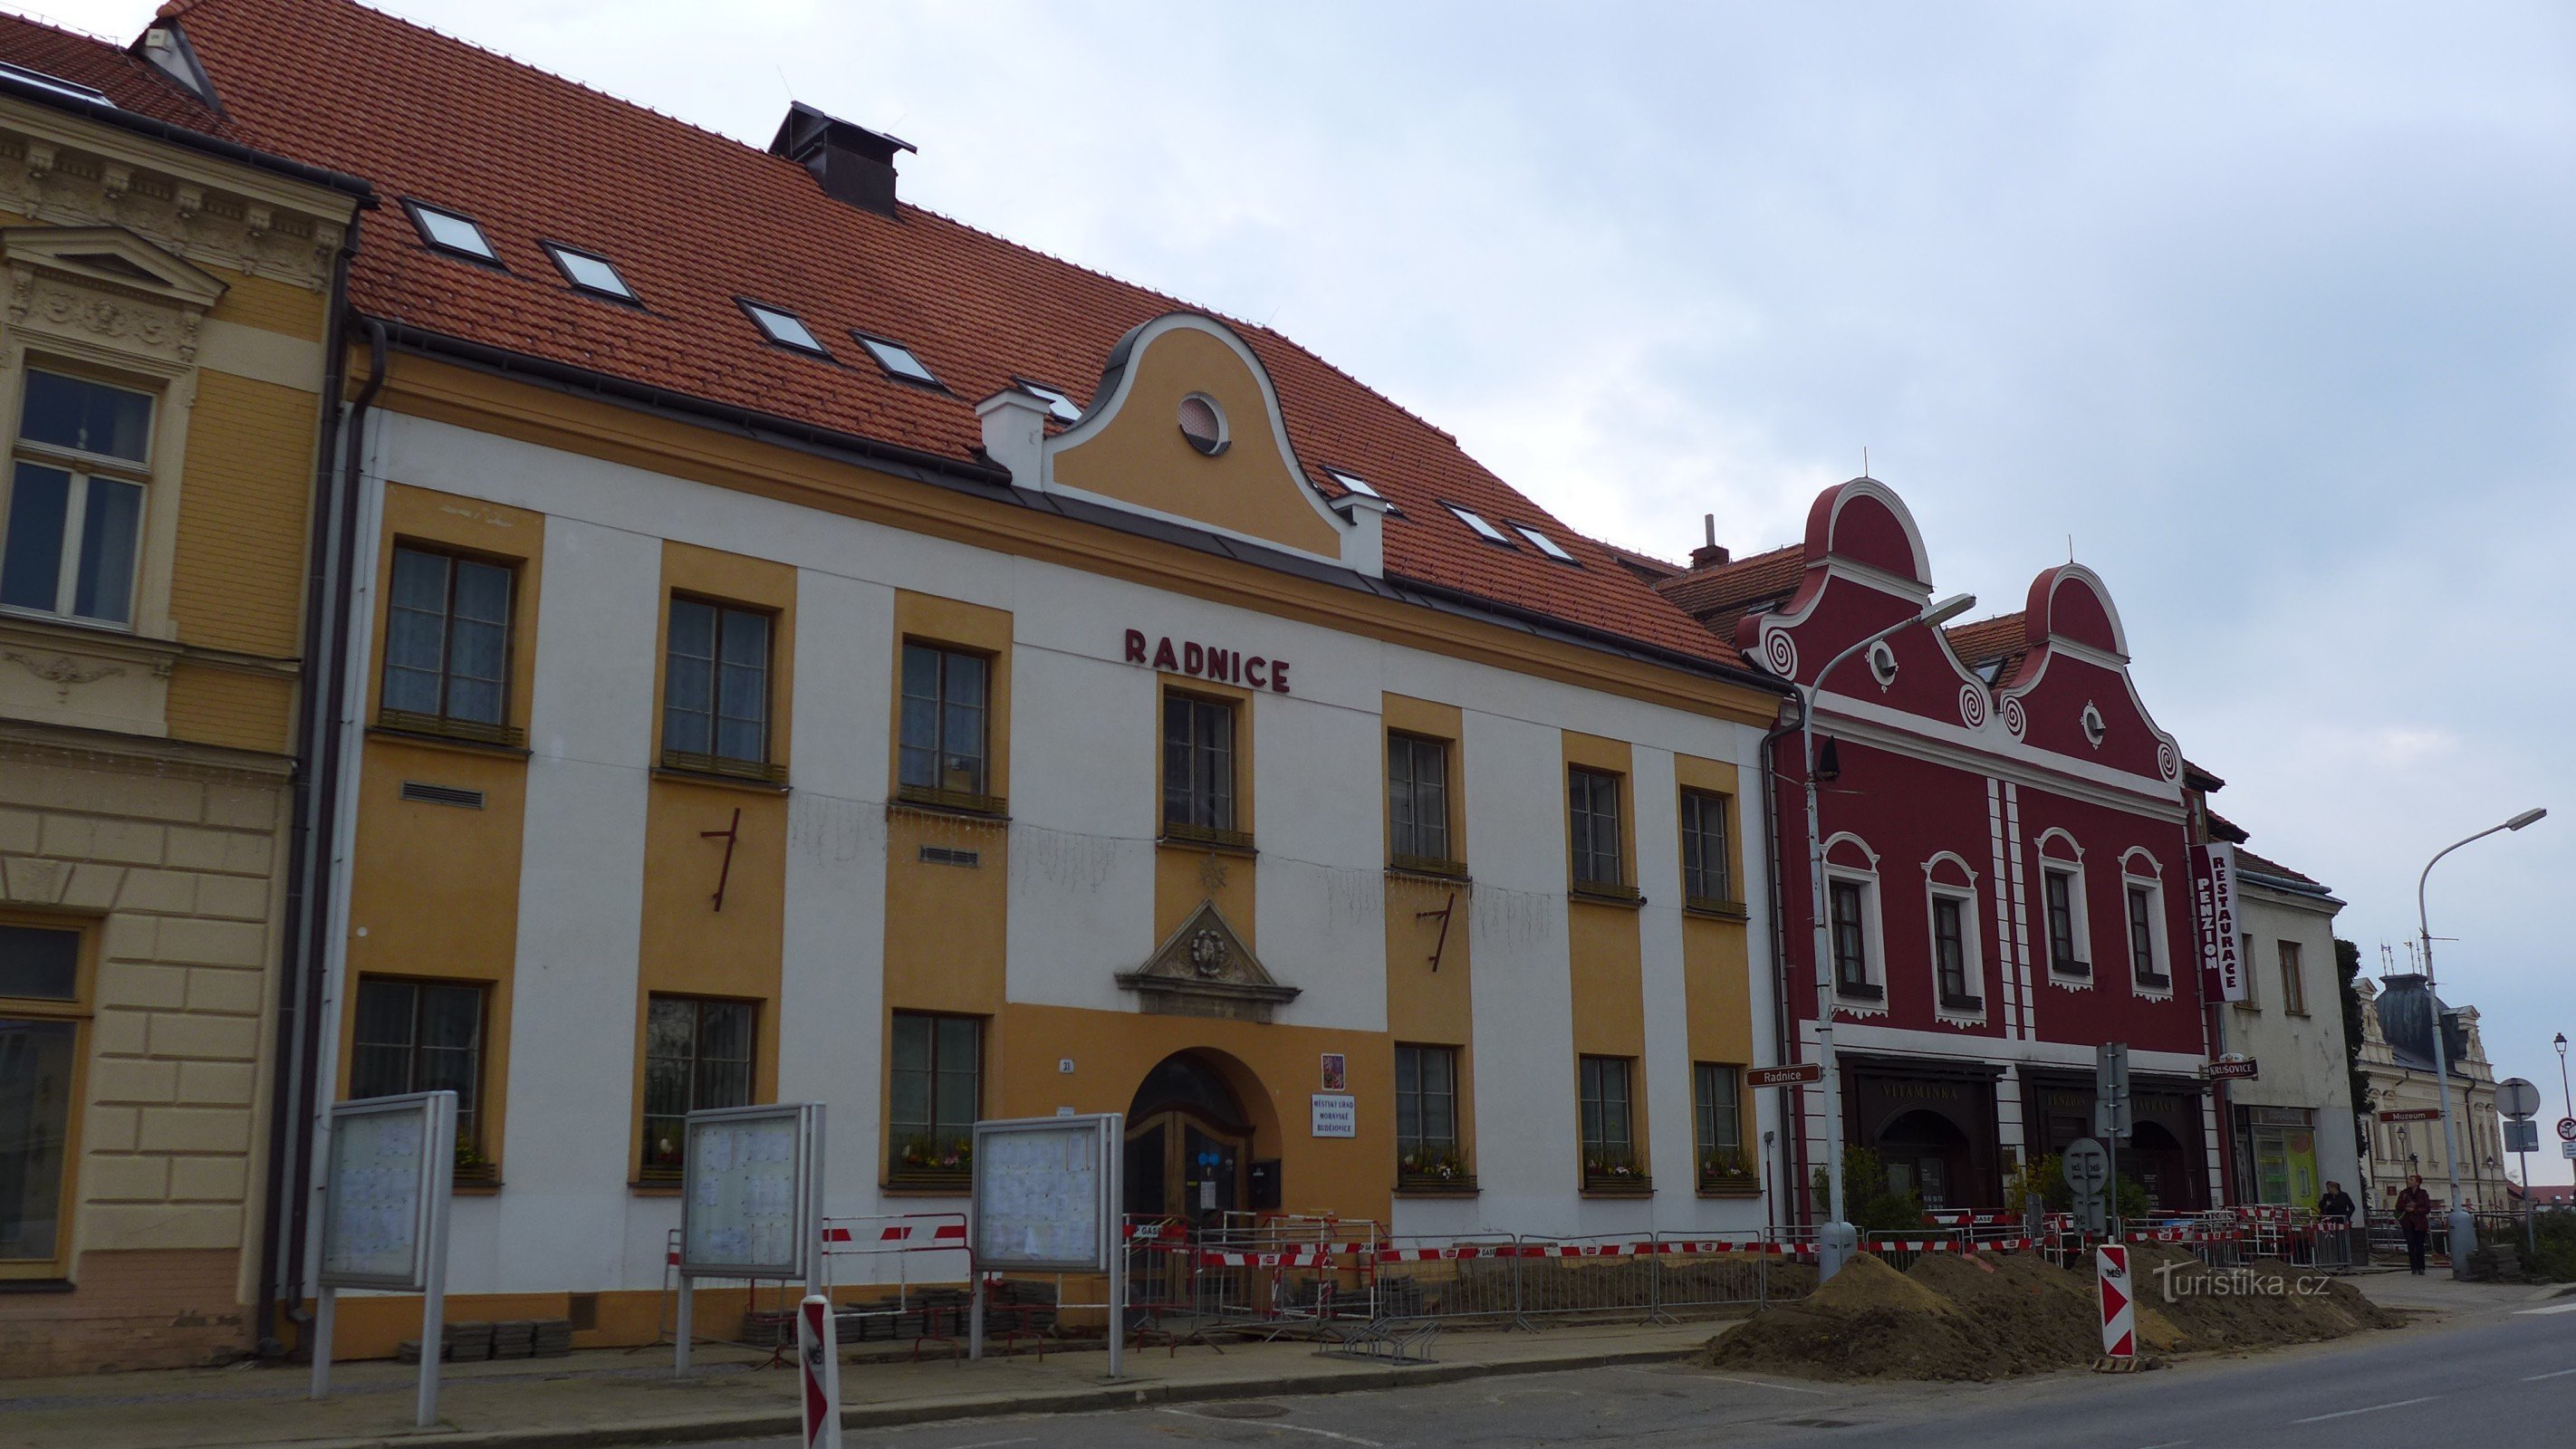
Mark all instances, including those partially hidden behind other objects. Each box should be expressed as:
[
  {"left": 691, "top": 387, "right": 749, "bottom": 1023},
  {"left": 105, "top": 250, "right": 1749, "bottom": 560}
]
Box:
[
  {"left": 1014, "top": 379, "right": 1083, "bottom": 424},
  {"left": 544, "top": 244, "right": 634, "bottom": 300},
  {"left": 741, "top": 300, "right": 827, "bottom": 355},
  {"left": 0, "top": 61, "right": 114, "bottom": 108},
  {"left": 855, "top": 331, "right": 938, "bottom": 385},
  {"left": 1326, "top": 468, "right": 1382, "bottom": 500},
  {"left": 1446, "top": 504, "right": 1513, "bottom": 544},
  {"left": 406, "top": 201, "right": 495, "bottom": 261},
  {"left": 1514, "top": 524, "right": 1577, "bottom": 562}
]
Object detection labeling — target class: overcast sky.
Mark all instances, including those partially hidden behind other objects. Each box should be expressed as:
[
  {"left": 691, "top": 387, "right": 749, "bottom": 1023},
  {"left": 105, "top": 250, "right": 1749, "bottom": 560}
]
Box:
[{"left": 34, "top": 2, "right": 2576, "bottom": 1180}]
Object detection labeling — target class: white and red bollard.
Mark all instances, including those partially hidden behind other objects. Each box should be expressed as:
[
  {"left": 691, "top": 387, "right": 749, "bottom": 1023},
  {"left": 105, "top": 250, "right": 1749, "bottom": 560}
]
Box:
[
  {"left": 797, "top": 1292, "right": 843, "bottom": 1449},
  {"left": 2095, "top": 1244, "right": 2135, "bottom": 1364}
]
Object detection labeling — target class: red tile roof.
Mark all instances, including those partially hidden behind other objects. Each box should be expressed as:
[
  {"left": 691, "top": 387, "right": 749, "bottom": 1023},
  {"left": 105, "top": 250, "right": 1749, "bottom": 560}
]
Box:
[
  {"left": 1655, "top": 542, "right": 1804, "bottom": 619},
  {"left": 2233, "top": 846, "right": 2327, "bottom": 892},
  {"left": 0, "top": 12, "right": 216, "bottom": 129},
  {"left": 3, "top": 1, "right": 1750, "bottom": 674},
  {"left": 1943, "top": 611, "right": 2032, "bottom": 688}
]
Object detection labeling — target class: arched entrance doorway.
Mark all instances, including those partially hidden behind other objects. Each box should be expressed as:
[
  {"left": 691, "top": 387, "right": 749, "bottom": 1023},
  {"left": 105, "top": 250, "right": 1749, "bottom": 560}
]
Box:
[
  {"left": 1125, "top": 1051, "right": 1254, "bottom": 1225},
  {"left": 2129, "top": 1122, "right": 2193, "bottom": 1212},
  {"left": 1877, "top": 1108, "right": 1974, "bottom": 1210}
]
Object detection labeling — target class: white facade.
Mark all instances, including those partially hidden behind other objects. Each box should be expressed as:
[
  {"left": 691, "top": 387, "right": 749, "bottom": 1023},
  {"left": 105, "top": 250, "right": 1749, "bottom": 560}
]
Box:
[
  {"left": 2213, "top": 872, "right": 2358, "bottom": 1208},
  {"left": 316, "top": 404, "right": 1783, "bottom": 1310}
]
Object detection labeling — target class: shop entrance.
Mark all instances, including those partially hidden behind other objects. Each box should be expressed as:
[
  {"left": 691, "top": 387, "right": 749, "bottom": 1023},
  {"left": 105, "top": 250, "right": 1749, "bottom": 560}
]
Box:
[
  {"left": 1877, "top": 1108, "right": 1975, "bottom": 1209},
  {"left": 1124, "top": 1051, "right": 1253, "bottom": 1225}
]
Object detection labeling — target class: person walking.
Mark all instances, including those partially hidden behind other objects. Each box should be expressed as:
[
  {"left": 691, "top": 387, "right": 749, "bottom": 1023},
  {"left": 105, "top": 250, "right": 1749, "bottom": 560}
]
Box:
[
  {"left": 2316, "top": 1180, "right": 2357, "bottom": 1271},
  {"left": 2396, "top": 1173, "right": 2436, "bottom": 1274}
]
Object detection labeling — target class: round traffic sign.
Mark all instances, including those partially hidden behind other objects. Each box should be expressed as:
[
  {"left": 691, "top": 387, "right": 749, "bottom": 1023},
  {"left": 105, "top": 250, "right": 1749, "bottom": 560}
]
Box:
[
  {"left": 2062, "top": 1137, "right": 2110, "bottom": 1195},
  {"left": 2498, "top": 1078, "right": 2542, "bottom": 1120},
  {"left": 2558, "top": 1116, "right": 2576, "bottom": 1143}
]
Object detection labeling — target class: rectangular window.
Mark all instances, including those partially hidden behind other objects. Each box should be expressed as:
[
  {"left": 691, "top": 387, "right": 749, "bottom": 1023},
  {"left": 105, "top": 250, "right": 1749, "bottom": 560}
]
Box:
[
  {"left": 663, "top": 597, "right": 774, "bottom": 774},
  {"left": 1830, "top": 878, "right": 1873, "bottom": 994},
  {"left": 2129, "top": 885, "right": 2167, "bottom": 986},
  {"left": 640, "top": 995, "right": 755, "bottom": 1177},
  {"left": 380, "top": 545, "right": 514, "bottom": 737},
  {"left": 350, "top": 977, "right": 487, "bottom": 1159},
  {"left": 2279, "top": 940, "right": 2306, "bottom": 1015},
  {"left": 1387, "top": 734, "right": 1452, "bottom": 868},
  {"left": 1161, "top": 693, "right": 1238, "bottom": 839},
  {"left": 1394, "top": 1044, "right": 1463, "bottom": 1181},
  {"left": 898, "top": 642, "right": 991, "bottom": 806},
  {"left": 1933, "top": 894, "right": 1976, "bottom": 1006},
  {"left": 1694, "top": 1062, "right": 1747, "bottom": 1186},
  {"left": 1, "top": 920, "right": 86, "bottom": 1272},
  {"left": 889, "top": 1012, "right": 980, "bottom": 1179},
  {"left": 1579, "top": 1055, "right": 1639, "bottom": 1184},
  {"left": 2044, "top": 868, "right": 2086, "bottom": 975},
  {"left": 2237, "top": 932, "right": 2259, "bottom": 1007},
  {"left": 2, "top": 369, "right": 152, "bottom": 626},
  {"left": 1680, "top": 790, "right": 1732, "bottom": 907},
  {"left": 1567, "top": 767, "right": 1624, "bottom": 891}
]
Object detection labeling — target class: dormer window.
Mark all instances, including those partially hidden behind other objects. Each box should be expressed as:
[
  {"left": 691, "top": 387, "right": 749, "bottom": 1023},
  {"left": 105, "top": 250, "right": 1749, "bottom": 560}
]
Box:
[
  {"left": 1326, "top": 468, "right": 1383, "bottom": 501},
  {"left": 1014, "top": 379, "right": 1082, "bottom": 424},
  {"left": 1514, "top": 524, "right": 1576, "bottom": 562},
  {"left": 854, "top": 331, "right": 938, "bottom": 386},
  {"left": 739, "top": 300, "right": 828, "bottom": 356},
  {"left": 543, "top": 244, "right": 634, "bottom": 301},
  {"left": 1446, "top": 504, "right": 1513, "bottom": 545},
  {"left": 403, "top": 201, "right": 496, "bottom": 263}
]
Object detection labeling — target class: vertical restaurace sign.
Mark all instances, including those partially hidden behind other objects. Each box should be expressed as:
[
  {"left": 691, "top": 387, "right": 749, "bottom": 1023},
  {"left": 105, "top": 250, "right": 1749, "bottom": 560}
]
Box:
[{"left": 2188, "top": 842, "right": 2245, "bottom": 1003}]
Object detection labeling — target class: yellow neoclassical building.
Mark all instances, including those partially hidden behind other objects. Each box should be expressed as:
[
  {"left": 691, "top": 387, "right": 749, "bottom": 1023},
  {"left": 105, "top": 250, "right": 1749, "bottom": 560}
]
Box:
[{"left": 0, "top": 28, "right": 369, "bottom": 1372}]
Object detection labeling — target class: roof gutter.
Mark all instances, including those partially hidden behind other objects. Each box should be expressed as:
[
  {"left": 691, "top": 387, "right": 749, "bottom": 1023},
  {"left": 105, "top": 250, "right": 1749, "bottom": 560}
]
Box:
[{"left": 0, "top": 71, "right": 375, "bottom": 198}]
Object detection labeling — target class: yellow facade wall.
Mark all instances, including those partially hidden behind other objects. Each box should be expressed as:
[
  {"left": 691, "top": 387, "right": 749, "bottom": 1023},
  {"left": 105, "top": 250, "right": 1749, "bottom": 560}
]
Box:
[
  {"left": 165, "top": 369, "right": 320, "bottom": 663},
  {"left": 1674, "top": 754, "right": 1756, "bottom": 1172},
  {"left": 162, "top": 666, "right": 293, "bottom": 754},
  {"left": 1562, "top": 731, "right": 1649, "bottom": 1179},
  {"left": 1050, "top": 325, "right": 1341, "bottom": 557}
]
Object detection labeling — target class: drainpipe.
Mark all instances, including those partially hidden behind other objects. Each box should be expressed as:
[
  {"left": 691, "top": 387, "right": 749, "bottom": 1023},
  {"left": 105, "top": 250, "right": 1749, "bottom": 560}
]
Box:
[
  {"left": 257, "top": 313, "right": 388, "bottom": 1353},
  {"left": 1756, "top": 710, "right": 1803, "bottom": 1231}
]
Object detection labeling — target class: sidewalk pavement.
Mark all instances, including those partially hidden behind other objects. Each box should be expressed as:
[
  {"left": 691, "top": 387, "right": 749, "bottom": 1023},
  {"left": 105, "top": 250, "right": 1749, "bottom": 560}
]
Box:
[
  {"left": 2344, "top": 1265, "right": 2574, "bottom": 1318},
  {"left": 0, "top": 1319, "right": 1724, "bottom": 1449}
]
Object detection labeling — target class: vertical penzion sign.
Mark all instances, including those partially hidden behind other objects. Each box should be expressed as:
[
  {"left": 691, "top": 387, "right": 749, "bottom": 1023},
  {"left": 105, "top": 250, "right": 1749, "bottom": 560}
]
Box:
[{"left": 2188, "top": 842, "right": 2246, "bottom": 1003}]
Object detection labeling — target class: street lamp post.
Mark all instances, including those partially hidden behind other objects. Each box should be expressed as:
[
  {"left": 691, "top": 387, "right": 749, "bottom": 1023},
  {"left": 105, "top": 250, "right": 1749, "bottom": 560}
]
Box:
[
  {"left": 1800, "top": 591, "right": 1975, "bottom": 1281},
  {"left": 2557, "top": 1033, "right": 2571, "bottom": 1128},
  {"left": 2418, "top": 807, "right": 2547, "bottom": 1280}
]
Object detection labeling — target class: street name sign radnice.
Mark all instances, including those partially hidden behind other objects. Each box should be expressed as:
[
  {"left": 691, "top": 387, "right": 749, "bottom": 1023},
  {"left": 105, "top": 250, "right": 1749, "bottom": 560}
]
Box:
[{"left": 1747, "top": 1063, "right": 1824, "bottom": 1088}]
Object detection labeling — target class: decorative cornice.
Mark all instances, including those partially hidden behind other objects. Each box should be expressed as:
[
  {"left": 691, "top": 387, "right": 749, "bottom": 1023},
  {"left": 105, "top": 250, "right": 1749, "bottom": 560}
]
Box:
[{"left": 0, "top": 111, "right": 349, "bottom": 290}]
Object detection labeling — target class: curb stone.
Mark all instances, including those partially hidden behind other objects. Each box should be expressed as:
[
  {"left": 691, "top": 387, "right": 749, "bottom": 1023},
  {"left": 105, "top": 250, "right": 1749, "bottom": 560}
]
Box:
[{"left": 267, "top": 1342, "right": 1703, "bottom": 1449}]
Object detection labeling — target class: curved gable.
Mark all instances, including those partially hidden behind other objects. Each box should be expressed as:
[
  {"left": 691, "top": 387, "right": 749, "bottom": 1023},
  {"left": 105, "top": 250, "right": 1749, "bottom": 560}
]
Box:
[
  {"left": 2026, "top": 565, "right": 2128, "bottom": 658},
  {"left": 1038, "top": 312, "right": 1348, "bottom": 561},
  {"left": 1803, "top": 476, "right": 1932, "bottom": 590}
]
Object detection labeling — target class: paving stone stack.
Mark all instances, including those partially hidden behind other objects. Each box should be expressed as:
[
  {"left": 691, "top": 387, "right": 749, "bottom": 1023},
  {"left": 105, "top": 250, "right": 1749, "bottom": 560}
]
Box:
[
  {"left": 395, "top": 1318, "right": 572, "bottom": 1361},
  {"left": 490, "top": 1320, "right": 535, "bottom": 1358}
]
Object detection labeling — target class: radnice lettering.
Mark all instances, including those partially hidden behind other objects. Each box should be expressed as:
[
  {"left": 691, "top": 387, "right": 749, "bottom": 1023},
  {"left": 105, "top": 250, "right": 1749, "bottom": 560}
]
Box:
[{"left": 1125, "top": 629, "right": 1292, "bottom": 694}]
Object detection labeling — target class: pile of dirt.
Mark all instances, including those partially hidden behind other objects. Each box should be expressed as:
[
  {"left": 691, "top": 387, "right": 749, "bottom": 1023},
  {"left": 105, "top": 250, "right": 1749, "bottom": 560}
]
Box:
[
  {"left": 1705, "top": 1253, "right": 2001, "bottom": 1382},
  {"left": 2126, "top": 1247, "right": 2405, "bottom": 1351},
  {"left": 1704, "top": 1246, "right": 2403, "bottom": 1384}
]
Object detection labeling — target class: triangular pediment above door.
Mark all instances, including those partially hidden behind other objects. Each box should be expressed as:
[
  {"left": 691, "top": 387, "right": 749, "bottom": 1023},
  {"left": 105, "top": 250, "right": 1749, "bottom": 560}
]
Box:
[{"left": 1116, "top": 898, "right": 1299, "bottom": 1022}]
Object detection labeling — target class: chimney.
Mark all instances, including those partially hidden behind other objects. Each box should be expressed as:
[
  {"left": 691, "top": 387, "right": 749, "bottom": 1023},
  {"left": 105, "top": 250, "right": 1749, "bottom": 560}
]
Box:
[
  {"left": 1689, "top": 513, "right": 1730, "bottom": 569},
  {"left": 768, "top": 102, "right": 915, "bottom": 218}
]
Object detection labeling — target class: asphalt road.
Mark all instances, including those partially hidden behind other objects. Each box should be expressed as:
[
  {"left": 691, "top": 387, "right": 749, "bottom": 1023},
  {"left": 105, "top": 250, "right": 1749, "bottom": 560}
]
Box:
[{"left": 710, "top": 1295, "right": 2576, "bottom": 1448}]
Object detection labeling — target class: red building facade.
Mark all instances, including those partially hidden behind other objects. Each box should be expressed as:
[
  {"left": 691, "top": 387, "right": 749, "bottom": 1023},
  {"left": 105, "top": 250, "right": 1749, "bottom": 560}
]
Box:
[{"left": 1658, "top": 479, "right": 2217, "bottom": 1216}]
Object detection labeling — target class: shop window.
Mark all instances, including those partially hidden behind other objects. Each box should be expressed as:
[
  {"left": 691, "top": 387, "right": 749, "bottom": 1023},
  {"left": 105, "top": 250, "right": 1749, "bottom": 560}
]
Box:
[
  {"left": 380, "top": 544, "right": 516, "bottom": 743},
  {"left": 1579, "top": 1054, "right": 1644, "bottom": 1189},
  {"left": 1680, "top": 790, "right": 1737, "bottom": 912},
  {"left": 1387, "top": 734, "right": 1456, "bottom": 872},
  {"left": 0, "top": 920, "right": 88, "bottom": 1277},
  {"left": 889, "top": 1012, "right": 980, "bottom": 1184},
  {"left": 1395, "top": 1043, "right": 1466, "bottom": 1185},
  {"left": 1694, "top": 1063, "right": 1752, "bottom": 1191},
  {"left": 351, "top": 977, "right": 490, "bottom": 1176},
  {"left": 640, "top": 995, "right": 755, "bottom": 1178},
  {"left": 663, "top": 596, "right": 779, "bottom": 780},
  {"left": 1567, "top": 767, "right": 1626, "bottom": 895},
  {"left": 2278, "top": 940, "right": 2307, "bottom": 1015},
  {"left": 898, "top": 641, "right": 996, "bottom": 812},
  {"left": 1161, "top": 692, "right": 1245, "bottom": 846},
  {"left": 2, "top": 369, "right": 153, "bottom": 627}
]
